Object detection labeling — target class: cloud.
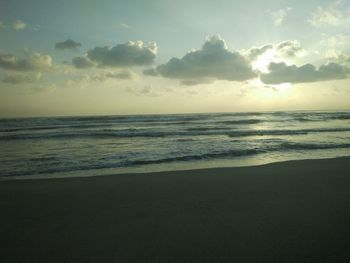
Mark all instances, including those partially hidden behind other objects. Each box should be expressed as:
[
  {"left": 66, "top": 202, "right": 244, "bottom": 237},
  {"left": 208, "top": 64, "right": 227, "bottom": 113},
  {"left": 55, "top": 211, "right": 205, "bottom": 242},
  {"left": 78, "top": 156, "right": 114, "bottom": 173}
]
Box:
[
  {"left": 144, "top": 35, "right": 256, "bottom": 85},
  {"left": 243, "top": 40, "right": 308, "bottom": 73},
  {"left": 110, "top": 69, "right": 136, "bottom": 79},
  {"left": 86, "top": 40, "right": 157, "bottom": 67},
  {"left": 325, "top": 50, "right": 350, "bottom": 65},
  {"left": 267, "top": 7, "right": 292, "bottom": 26},
  {"left": 119, "top": 23, "right": 130, "bottom": 29},
  {"left": 92, "top": 69, "right": 137, "bottom": 81},
  {"left": 0, "top": 52, "right": 52, "bottom": 71},
  {"left": 13, "top": 20, "right": 27, "bottom": 30},
  {"left": 244, "top": 44, "right": 274, "bottom": 61},
  {"left": 260, "top": 61, "right": 350, "bottom": 84},
  {"left": 33, "top": 24, "right": 41, "bottom": 31},
  {"left": 246, "top": 40, "right": 305, "bottom": 59},
  {"left": 321, "top": 34, "right": 350, "bottom": 63},
  {"left": 2, "top": 72, "right": 41, "bottom": 84},
  {"left": 55, "top": 39, "right": 82, "bottom": 50},
  {"left": 63, "top": 69, "right": 137, "bottom": 87},
  {"left": 321, "top": 34, "right": 350, "bottom": 48},
  {"left": 336, "top": 54, "right": 350, "bottom": 64},
  {"left": 276, "top": 40, "right": 306, "bottom": 57},
  {"left": 125, "top": 85, "right": 163, "bottom": 97},
  {"left": 309, "top": 0, "right": 350, "bottom": 27},
  {"left": 142, "top": 67, "right": 159, "bottom": 76},
  {"left": 63, "top": 74, "right": 91, "bottom": 87},
  {"left": 72, "top": 56, "right": 95, "bottom": 68}
]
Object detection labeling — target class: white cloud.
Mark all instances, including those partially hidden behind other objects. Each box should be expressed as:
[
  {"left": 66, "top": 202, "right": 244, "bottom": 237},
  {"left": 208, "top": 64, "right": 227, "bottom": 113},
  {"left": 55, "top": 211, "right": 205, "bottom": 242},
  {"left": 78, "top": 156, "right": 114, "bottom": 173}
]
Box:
[
  {"left": 267, "top": 7, "right": 292, "bottom": 26},
  {"left": 110, "top": 69, "right": 136, "bottom": 79},
  {"left": 244, "top": 40, "right": 307, "bottom": 73},
  {"left": 244, "top": 40, "right": 306, "bottom": 60},
  {"left": 33, "top": 24, "right": 41, "bottom": 31},
  {"left": 13, "top": 20, "right": 27, "bottom": 30},
  {"left": 63, "top": 69, "right": 137, "bottom": 87},
  {"left": 125, "top": 85, "right": 163, "bottom": 97},
  {"left": 119, "top": 23, "right": 130, "bottom": 29},
  {"left": 325, "top": 50, "right": 350, "bottom": 65},
  {"left": 92, "top": 69, "right": 137, "bottom": 81},
  {"left": 321, "top": 34, "right": 350, "bottom": 48},
  {"left": 309, "top": 1, "right": 350, "bottom": 27},
  {"left": 321, "top": 34, "right": 350, "bottom": 64}
]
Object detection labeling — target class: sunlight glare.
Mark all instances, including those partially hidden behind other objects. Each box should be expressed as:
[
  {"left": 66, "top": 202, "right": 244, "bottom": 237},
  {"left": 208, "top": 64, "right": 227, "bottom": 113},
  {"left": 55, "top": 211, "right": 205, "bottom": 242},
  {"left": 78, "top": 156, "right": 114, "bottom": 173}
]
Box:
[{"left": 251, "top": 49, "right": 278, "bottom": 73}]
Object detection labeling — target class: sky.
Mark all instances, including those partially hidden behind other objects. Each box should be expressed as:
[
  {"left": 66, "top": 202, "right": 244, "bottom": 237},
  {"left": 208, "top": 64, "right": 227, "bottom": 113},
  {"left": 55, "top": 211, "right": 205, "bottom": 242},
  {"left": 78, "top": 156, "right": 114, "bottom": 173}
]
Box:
[{"left": 0, "top": 0, "right": 350, "bottom": 117}]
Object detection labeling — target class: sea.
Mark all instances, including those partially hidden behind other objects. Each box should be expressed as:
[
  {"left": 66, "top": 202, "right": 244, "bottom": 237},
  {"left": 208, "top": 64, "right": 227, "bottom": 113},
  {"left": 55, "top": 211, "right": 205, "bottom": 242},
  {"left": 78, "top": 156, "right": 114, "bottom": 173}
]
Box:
[{"left": 1, "top": 110, "right": 350, "bottom": 179}]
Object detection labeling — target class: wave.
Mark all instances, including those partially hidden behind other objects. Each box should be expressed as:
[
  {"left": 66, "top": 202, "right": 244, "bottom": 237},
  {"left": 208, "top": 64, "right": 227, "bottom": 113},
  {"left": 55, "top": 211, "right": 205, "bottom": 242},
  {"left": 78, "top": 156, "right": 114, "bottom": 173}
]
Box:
[
  {"left": 218, "top": 119, "right": 261, "bottom": 125},
  {"left": 2, "top": 127, "right": 350, "bottom": 141},
  {"left": 128, "top": 149, "right": 263, "bottom": 165},
  {"left": 185, "top": 127, "right": 233, "bottom": 131},
  {"left": 293, "top": 116, "right": 350, "bottom": 122},
  {"left": 2, "top": 112, "right": 350, "bottom": 135},
  {"left": 3, "top": 140, "right": 350, "bottom": 177},
  {"left": 1, "top": 148, "right": 264, "bottom": 177},
  {"left": 227, "top": 128, "right": 350, "bottom": 137},
  {"left": 330, "top": 114, "right": 350, "bottom": 120},
  {"left": 281, "top": 142, "right": 350, "bottom": 150},
  {"left": 0, "top": 124, "right": 112, "bottom": 133}
]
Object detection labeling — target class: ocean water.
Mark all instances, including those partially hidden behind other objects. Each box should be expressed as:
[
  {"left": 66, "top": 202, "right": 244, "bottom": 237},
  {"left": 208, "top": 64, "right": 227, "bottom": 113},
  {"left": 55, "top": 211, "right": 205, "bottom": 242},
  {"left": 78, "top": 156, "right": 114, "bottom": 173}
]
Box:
[{"left": 1, "top": 110, "right": 350, "bottom": 179}]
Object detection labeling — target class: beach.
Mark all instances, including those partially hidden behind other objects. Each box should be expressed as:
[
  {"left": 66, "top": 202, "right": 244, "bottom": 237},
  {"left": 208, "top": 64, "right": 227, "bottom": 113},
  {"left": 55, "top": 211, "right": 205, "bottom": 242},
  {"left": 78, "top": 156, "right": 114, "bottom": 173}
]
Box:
[{"left": 1, "top": 156, "right": 350, "bottom": 263}]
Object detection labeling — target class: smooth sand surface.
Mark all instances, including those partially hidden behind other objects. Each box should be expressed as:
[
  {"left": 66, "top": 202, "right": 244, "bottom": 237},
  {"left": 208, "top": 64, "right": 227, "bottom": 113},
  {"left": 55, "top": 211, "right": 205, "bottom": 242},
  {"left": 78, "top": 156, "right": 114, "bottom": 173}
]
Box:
[{"left": 1, "top": 157, "right": 350, "bottom": 263}]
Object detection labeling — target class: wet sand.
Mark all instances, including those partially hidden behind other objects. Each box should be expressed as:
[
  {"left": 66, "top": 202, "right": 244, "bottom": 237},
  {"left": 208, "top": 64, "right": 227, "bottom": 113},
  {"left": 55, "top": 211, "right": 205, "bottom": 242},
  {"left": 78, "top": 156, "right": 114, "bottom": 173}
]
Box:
[{"left": 1, "top": 157, "right": 350, "bottom": 263}]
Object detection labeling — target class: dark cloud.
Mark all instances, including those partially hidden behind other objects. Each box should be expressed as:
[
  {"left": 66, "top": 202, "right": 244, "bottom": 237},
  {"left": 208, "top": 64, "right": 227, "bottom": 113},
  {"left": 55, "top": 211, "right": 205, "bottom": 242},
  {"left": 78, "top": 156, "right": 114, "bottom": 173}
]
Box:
[
  {"left": 55, "top": 39, "right": 82, "bottom": 50},
  {"left": 86, "top": 41, "right": 157, "bottom": 67},
  {"left": 0, "top": 52, "right": 52, "bottom": 71},
  {"left": 261, "top": 62, "right": 350, "bottom": 84},
  {"left": 144, "top": 35, "right": 256, "bottom": 85},
  {"left": 72, "top": 56, "right": 95, "bottom": 68},
  {"left": 246, "top": 45, "right": 274, "bottom": 60},
  {"left": 244, "top": 40, "right": 305, "bottom": 62},
  {"left": 2, "top": 72, "right": 41, "bottom": 84},
  {"left": 276, "top": 40, "right": 305, "bottom": 57}
]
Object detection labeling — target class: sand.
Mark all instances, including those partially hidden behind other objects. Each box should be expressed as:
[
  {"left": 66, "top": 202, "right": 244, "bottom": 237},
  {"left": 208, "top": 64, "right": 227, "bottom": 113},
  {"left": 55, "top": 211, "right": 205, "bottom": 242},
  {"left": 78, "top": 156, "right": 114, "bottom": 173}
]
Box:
[{"left": 1, "top": 157, "right": 350, "bottom": 263}]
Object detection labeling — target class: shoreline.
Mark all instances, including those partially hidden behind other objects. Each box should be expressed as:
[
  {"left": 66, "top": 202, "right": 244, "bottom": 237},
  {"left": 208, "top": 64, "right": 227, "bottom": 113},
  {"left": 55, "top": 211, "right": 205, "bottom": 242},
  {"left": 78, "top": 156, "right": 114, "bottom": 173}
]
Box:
[
  {"left": 1, "top": 155, "right": 350, "bottom": 181},
  {"left": 1, "top": 156, "right": 350, "bottom": 262}
]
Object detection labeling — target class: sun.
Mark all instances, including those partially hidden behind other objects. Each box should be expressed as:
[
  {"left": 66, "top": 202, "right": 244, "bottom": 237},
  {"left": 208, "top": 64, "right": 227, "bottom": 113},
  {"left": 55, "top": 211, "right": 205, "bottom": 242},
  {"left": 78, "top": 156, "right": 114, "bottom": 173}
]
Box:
[
  {"left": 251, "top": 49, "right": 279, "bottom": 73},
  {"left": 249, "top": 49, "right": 292, "bottom": 95}
]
